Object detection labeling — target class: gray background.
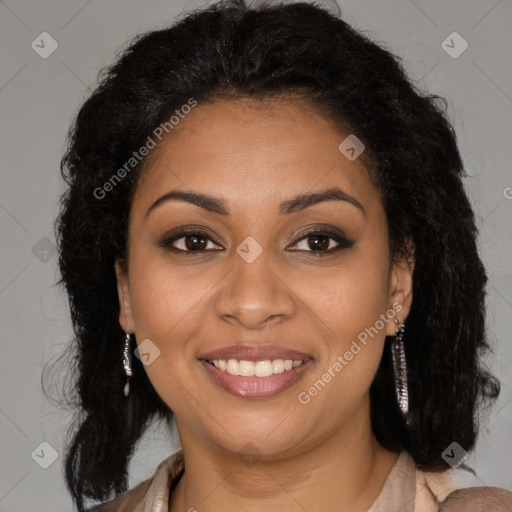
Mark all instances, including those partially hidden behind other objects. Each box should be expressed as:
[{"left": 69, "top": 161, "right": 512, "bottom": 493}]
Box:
[{"left": 0, "top": 0, "right": 511, "bottom": 510}]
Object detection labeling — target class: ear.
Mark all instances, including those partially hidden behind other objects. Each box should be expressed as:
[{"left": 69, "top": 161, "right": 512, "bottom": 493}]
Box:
[
  {"left": 115, "top": 258, "right": 135, "bottom": 333},
  {"left": 385, "top": 245, "right": 414, "bottom": 336}
]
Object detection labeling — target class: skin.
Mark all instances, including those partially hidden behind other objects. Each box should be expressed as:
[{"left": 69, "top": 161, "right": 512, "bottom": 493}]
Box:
[{"left": 115, "top": 97, "right": 414, "bottom": 512}]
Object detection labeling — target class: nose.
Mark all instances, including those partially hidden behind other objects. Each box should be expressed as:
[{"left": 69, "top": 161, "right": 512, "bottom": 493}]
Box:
[{"left": 214, "top": 247, "right": 296, "bottom": 330}]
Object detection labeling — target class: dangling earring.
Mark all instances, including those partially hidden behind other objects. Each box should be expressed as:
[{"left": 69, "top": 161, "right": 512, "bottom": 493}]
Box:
[
  {"left": 122, "top": 332, "right": 133, "bottom": 397},
  {"left": 391, "top": 318, "right": 411, "bottom": 425}
]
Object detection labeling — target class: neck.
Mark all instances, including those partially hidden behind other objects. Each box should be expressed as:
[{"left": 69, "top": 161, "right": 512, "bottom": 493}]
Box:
[{"left": 169, "top": 409, "right": 399, "bottom": 512}]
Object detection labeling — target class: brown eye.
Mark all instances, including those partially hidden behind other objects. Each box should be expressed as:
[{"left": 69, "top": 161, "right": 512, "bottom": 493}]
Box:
[
  {"left": 289, "top": 230, "right": 354, "bottom": 254},
  {"left": 160, "top": 230, "right": 223, "bottom": 254},
  {"left": 306, "top": 234, "right": 331, "bottom": 251},
  {"left": 183, "top": 233, "right": 208, "bottom": 251}
]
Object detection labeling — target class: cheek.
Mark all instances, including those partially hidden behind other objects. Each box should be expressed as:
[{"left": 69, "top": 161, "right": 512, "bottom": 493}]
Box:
[
  {"left": 294, "top": 277, "right": 391, "bottom": 429},
  {"left": 295, "top": 244, "right": 392, "bottom": 402},
  {"left": 127, "top": 261, "right": 206, "bottom": 413},
  {"left": 128, "top": 250, "right": 209, "bottom": 338},
  {"left": 304, "top": 248, "right": 391, "bottom": 344},
  {"left": 126, "top": 251, "right": 214, "bottom": 396}
]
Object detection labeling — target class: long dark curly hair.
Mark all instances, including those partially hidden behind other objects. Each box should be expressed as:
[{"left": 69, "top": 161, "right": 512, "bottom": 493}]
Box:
[{"left": 48, "top": 0, "right": 500, "bottom": 510}]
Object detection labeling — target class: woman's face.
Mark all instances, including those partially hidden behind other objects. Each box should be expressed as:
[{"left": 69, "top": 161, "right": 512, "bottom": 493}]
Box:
[{"left": 115, "top": 97, "right": 413, "bottom": 458}]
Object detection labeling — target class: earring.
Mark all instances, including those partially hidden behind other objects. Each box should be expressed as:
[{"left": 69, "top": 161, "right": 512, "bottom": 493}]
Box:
[
  {"left": 391, "top": 318, "right": 411, "bottom": 425},
  {"left": 122, "top": 332, "right": 133, "bottom": 397}
]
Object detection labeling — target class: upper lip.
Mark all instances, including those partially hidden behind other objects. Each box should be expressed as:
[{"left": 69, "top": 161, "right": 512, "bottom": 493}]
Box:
[{"left": 198, "top": 344, "right": 312, "bottom": 362}]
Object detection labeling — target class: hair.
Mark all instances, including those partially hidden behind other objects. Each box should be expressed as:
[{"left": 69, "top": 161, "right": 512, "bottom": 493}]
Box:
[{"left": 49, "top": 0, "right": 500, "bottom": 510}]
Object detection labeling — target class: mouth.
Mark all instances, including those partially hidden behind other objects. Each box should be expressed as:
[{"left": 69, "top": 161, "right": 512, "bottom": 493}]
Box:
[
  {"left": 206, "top": 357, "right": 306, "bottom": 376},
  {"left": 198, "top": 344, "right": 314, "bottom": 399}
]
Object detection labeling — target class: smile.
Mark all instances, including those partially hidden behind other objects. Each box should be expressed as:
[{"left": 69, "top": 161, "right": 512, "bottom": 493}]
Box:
[
  {"left": 208, "top": 358, "right": 304, "bottom": 376},
  {"left": 200, "top": 357, "right": 313, "bottom": 398}
]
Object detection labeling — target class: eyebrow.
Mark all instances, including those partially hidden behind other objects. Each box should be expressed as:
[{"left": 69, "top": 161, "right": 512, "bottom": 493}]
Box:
[{"left": 145, "top": 186, "right": 365, "bottom": 219}]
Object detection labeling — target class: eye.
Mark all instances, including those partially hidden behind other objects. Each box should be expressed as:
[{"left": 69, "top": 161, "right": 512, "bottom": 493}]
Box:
[
  {"left": 159, "top": 228, "right": 354, "bottom": 256},
  {"left": 159, "top": 229, "right": 223, "bottom": 254},
  {"left": 288, "top": 229, "right": 354, "bottom": 255}
]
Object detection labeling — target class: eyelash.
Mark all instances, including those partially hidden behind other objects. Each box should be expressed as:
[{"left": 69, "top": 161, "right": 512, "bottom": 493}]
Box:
[{"left": 159, "top": 228, "right": 354, "bottom": 257}]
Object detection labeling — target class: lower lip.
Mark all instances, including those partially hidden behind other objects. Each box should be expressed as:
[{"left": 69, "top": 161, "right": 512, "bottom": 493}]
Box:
[{"left": 200, "top": 359, "right": 313, "bottom": 399}]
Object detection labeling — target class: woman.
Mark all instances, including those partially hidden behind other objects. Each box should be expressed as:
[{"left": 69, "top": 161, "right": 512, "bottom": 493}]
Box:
[{"left": 53, "top": 0, "right": 512, "bottom": 510}]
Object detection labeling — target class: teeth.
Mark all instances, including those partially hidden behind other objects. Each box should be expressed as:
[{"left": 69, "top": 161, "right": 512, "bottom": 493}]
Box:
[
  {"left": 227, "top": 359, "right": 238, "bottom": 375},
  {"left": 210, "top": 358, "right": 304, "bottom": 377},
  {"left": 273, "top": 359, "right": 284, "bottom": 374},
  {"left": 255, "top": 360, "right": 273, "bottom": 377},
  {"left": 238, "top": 360, "right": 255, "bottom": 377}
]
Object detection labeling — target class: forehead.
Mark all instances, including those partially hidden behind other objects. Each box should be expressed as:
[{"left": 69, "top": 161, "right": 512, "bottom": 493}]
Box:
[{"left": 132, "top": 97, "right": 381, "bottom": 216}]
